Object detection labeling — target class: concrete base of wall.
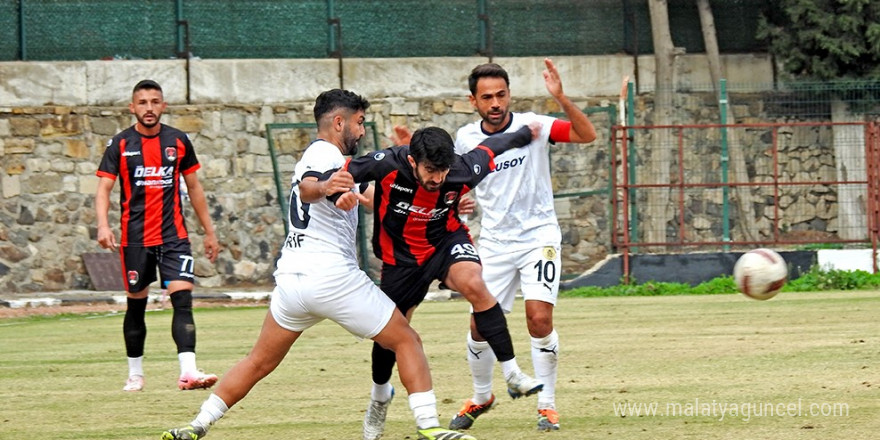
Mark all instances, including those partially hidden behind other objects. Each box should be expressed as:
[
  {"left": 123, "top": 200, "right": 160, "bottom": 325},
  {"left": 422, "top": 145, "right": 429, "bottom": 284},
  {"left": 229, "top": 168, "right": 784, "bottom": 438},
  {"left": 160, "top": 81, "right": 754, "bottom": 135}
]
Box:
[{"left": 561, "top": 251, "right": 819, "bottom": 289}]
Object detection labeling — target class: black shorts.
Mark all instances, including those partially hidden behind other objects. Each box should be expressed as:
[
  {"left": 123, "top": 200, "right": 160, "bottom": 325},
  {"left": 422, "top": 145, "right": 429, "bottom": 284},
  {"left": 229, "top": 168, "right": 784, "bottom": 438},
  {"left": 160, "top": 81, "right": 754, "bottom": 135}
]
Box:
[
  {"left": 120, "top": 239, "right": 195, "bottom": 293},
  {"left": 380, "top": 228, "right": 481, "bottom": 313}
]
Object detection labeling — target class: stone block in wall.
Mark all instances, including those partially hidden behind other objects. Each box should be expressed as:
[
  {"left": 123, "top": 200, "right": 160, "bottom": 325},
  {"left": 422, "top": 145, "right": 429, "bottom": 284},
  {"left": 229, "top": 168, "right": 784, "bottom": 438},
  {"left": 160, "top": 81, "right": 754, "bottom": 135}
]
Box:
[
  {"left": 0, "top": 119, "right": 9, "bottom": 136},
  {"left": 89, "top": 117, "right": 121, "bottom": 136},
  {"left": 431, "top": 101, "right": 447, "bottom": 115},
  {"left": 40, "top": 115, "right": 83, "bottom": 137},
  {"left": 0, "top": 62, "right": 88, "bottom": 106},
  {"left": 62, "top": 175, "right": 79, "bottom": 192},
  {"left": 389, "top": 98, "right": 419, "bottom": 116},
  {"left": 79, "top": 175, "right": 98, "bottom": 195},
  {"left": 4, "top": 155, "right": 25, "bottom": 175},
  {"left": 221, "top": 111, "right": 246, "bottom": 132},
  {"left": 171, "top": 115, "right": 205, "bottom": 134},
  {"left": 2, "top": 175, "right": 20, "bottom": 198},
  {"left": 64, "top": 139, "right": 89, "bottom": 159},
  {"left": 51, "top": 159, "right": 76, "bottom": 173},
  {"left": 24, "top": 173, "right": 63, "bottom": 194},
  {"left": 204, "top": 159, "right": 229, "bottom": 179},
  {"left": 9, "top": 118, "right": 40, "bottom": 137},
  {"left": 452, "top": 100, "right": 473, "bottom": 113}
]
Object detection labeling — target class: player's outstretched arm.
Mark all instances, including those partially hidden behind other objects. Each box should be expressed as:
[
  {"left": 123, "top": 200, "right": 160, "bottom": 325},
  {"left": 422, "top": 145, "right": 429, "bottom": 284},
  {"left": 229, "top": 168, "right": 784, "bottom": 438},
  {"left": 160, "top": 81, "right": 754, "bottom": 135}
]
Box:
[
  {"left": 543, "top": 58, "right": 597, "bottom": 144},
  {"left": 391, "top": 125, "right": 412, "bottom": 146},
  {"left": 478, "top": 123, "right": 541, "bottom": 156}
]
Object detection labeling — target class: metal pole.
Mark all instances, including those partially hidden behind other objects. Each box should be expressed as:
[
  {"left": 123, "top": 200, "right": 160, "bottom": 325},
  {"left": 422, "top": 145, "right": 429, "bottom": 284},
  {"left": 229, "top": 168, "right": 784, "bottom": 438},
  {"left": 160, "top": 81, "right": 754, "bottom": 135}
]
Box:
[
  {"left": 626, "top": 79, "right": 638, "bottom": 249},
  {"left": 327, "top": 0, "right": 343, "bottom": 89},
  {"left": 477, "top": 0, "right": 492, "bottom": 61},
  {"left": 176, "top": 0, "right": 185, "bottom": 55},
  {"left": 720, "top": 79, "right": 730, "bottom": 251},
  {"left": 18, "top": 0, "right": 26, "bottom": 60}
]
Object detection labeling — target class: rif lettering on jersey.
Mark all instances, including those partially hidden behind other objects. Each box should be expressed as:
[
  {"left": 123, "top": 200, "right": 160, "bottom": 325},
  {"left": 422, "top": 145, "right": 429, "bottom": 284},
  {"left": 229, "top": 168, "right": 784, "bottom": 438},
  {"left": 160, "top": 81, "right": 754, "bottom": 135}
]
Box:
[
  {"left": 394, "top": 201, "right": 449, "bottom": 220},
  {"left": 284, "top": 233, "right": 306, "bottom": 248},
  {"left": 391, "top": 183, "right": 414, "bottom": 194},
  {"left": 134, "top": 166, "right": 174, "bottom": 178},
  {"left": 494, "top": 155, "right": 526, "bottom": 171}
]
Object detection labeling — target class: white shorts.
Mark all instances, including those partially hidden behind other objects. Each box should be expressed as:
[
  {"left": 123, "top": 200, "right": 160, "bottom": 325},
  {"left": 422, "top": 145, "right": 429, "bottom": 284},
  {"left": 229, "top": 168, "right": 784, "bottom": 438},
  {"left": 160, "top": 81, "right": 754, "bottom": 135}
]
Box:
[
  {"left": 270, "top": 268, "right": 395, "bottom": 339},
  {"left": 480, "top": 244, "right": 561, "bottom": 314}
]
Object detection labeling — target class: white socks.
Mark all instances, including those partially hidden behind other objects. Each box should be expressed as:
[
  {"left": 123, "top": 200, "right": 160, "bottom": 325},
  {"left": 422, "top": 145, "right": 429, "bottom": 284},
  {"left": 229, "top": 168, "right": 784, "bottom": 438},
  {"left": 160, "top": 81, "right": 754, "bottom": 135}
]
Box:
[
  {"left": 192, "top": 393, "right": 229, "bottom": 431},
  {"left": 531, "top": 329, "right": 559, "bottom": 409},
  {"left": 408, "top": 390, "right": 439, "bottom": 429},
  {"left": 466, "top": 333, "right": 496, "bottom": 405},
  {"left": 127, "top": 356, "right": 144, "bottom": 378},
  {"left": 371, "top": 381, "right": 393, "bottom": 402},
  {"left": 178, "top": 351, "right": 197, "bottom": 375}
]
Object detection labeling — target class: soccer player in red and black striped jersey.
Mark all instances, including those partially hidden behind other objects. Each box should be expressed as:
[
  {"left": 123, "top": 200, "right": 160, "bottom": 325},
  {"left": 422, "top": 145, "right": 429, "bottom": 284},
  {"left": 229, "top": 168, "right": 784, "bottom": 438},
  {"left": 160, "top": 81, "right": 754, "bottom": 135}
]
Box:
[
  {"left": 95, "top": 79, "right": 221, "bottom": 393},
  {"left": 336, "top": 124, "right": 545, "bottom": 440}
]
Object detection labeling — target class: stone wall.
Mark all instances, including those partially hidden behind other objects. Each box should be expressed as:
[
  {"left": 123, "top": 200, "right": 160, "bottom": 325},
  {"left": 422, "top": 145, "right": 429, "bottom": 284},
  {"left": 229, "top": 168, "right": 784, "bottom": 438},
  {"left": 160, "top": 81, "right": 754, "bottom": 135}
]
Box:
[{"left": 1, "top": 55, "right": 785, "bottom": 292}]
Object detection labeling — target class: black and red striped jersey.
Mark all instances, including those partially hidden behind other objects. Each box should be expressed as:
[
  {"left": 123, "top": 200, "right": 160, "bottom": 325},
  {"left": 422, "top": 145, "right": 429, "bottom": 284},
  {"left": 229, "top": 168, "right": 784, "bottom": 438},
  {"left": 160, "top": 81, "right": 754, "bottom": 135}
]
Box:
[
  {"left": 96, "top": 124, "right": 200, "bottom": 247},
  {"left": 343, "top": 126, "right": 532, "bottom": 266}
]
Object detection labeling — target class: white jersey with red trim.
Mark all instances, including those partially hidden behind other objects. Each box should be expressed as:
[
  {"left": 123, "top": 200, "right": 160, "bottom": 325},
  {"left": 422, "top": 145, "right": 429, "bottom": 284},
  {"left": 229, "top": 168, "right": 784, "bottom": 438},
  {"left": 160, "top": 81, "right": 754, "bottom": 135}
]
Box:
[
  {"left": 454, "top": 112, "right": 561, "bottom": 250},
  {"left": 274, "top": 140, "right": 359, "bottom": 275}
]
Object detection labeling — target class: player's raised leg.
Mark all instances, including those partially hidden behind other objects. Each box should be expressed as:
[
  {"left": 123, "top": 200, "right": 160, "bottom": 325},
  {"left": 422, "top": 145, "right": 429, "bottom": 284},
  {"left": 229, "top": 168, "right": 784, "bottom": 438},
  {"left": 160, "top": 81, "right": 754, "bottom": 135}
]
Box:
[
  {"left": 161, "top": 310, "right": 301, "bottom": 439},
  {"left": 444, "top": 261, "right": 543, "bottom": 399},
  {"left": 371, "top": 309, "right": 476, "bottom": 440}
]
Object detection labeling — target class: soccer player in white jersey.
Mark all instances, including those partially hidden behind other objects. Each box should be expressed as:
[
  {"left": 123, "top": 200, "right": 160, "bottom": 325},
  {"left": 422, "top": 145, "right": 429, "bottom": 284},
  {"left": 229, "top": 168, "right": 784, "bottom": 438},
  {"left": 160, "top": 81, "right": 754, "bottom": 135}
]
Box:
[
  {"left": 162, "top": 89, "right": 474, "bottom": 440},
  {"left": 450, "top": 59, "right": 597, "bottom": 432}
]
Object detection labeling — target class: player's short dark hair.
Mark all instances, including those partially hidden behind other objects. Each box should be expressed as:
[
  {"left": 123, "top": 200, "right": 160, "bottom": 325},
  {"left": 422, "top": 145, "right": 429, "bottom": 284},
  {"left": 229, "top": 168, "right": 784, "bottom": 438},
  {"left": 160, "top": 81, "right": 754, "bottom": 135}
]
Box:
[
  {"left": 314, "top": 89, "right": 371, "bottom": 124},
  {"left": 468, "top": 63, "right": 509, "bottom": 95},
  {"left": 409, "top": 127, "right": 455, "bottom": 170},
  {"left": 133, "top": 79, "right": 162, "bottom": 94}
]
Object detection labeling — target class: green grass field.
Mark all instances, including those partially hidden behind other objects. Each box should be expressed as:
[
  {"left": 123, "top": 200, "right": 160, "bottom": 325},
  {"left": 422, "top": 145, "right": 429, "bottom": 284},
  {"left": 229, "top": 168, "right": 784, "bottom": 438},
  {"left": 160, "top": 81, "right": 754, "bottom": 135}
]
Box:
[{"left": 1, "top": 291, "right": 879, "bottom": 439}]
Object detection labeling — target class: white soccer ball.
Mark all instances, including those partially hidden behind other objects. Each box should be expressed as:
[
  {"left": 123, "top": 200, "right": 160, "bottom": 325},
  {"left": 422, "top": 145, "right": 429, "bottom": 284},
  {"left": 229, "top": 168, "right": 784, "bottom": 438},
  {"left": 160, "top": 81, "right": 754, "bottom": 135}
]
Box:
[{"left": 733, "top": 248, "right": 788, "bottom": 300}]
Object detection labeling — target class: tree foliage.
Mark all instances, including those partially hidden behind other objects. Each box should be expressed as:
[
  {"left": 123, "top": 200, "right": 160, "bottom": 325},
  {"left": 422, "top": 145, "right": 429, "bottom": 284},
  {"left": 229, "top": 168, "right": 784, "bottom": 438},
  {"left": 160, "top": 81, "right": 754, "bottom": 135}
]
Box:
[{"left": 757, "top": 0, "right": 880, "bottom": 80}]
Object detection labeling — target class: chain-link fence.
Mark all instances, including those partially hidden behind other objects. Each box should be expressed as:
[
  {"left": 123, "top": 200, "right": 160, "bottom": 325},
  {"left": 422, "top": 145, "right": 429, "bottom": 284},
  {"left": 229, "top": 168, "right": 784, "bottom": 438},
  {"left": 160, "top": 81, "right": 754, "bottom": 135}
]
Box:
[{"left": 3, "top": 0, "right": 767, "bottom": 61}]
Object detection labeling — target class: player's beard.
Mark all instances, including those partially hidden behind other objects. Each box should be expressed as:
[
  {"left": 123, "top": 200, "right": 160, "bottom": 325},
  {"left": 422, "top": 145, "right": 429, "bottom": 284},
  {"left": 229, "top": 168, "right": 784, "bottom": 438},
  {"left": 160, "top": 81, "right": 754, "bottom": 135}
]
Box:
[
  {"left": 342, "top": 125, "right": 361, "bottom": 155},
  {"left": 412, "top": 165, "right": 443, "bottom": 192},
  {"left": 479, "top": 106, "right": 509, "bottom": 129},
  {"left": 136, "top": 112, "right": 160, "bottom": 129}
]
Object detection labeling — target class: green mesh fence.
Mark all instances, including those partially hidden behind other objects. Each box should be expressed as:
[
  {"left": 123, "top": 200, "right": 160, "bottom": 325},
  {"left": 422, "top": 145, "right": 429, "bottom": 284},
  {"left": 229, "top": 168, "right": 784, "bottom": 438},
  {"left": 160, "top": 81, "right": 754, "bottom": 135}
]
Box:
[{"left": 3, "top": 0, "right": 767, "bottom": 61}]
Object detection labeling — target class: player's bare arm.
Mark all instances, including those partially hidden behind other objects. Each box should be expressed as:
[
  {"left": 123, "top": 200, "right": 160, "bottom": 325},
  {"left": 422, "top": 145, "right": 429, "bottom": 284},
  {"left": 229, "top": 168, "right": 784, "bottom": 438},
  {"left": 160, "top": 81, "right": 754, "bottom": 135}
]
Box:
[
  {"left": 542, "top": 58, "right": 597, "bottom": 144},
  {"left": 299, "top": 171, "right": 366, "bottom": 210},
  {"left": 458, "top": 195, "right": 476, "bottom": 215},
  {"left": 183, "top": 172, "right": 221, "bottom": 263},
  {"left": 95, "top": 176, "right": 118, "bottom": 251},
  {"left": 391, "top": 125, "right": 413, "bottom": 146}
]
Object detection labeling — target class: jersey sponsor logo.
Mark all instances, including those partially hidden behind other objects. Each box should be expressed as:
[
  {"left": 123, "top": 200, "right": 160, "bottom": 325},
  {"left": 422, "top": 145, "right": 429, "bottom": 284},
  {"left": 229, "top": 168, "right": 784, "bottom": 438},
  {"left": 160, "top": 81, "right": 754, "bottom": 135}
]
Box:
[
  {"left": 393, "top": 201, "right": 449, "bottom": 220},
  {"left": 391, "top": 183, "right": 414, "bottom": 194},
  {"left": 134, "top": 165, "right": 175, "bottom": 188},
  {"left": 373, "top": 152, "right": 386, "bottom": 160},
  {"left": 134, "top": 166, "right": 174, "bottom": 178},
  {"left": 443, "top": 191, "right": 457, "bottom": 205},
  {"left": 122, "top": 150, "right": 141, "bottom": 157},
  {"left": 165, "top": 147, "right": 177, "bottom": 161},
  {"left": 494, "top": 155, "right": 526, "bottom": 172},
  {"left": 136, "top": 179, "right": 174, "bottom": 187}
]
